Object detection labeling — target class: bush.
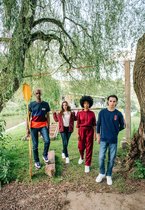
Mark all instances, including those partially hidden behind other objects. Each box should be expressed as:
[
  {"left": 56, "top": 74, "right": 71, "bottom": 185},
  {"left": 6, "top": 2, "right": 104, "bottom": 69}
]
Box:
[
  {"left": 0, "top": 120, "right": 11, "bottom": 184},
  {"left": 131, "top": 159, "right": 145, "bottom": 179}
]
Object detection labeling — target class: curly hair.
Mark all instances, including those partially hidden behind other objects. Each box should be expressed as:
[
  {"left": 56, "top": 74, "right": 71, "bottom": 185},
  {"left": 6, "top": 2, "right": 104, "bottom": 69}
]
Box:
[{"left": 80, "top": 96, "right": 93, "bottom": 108}]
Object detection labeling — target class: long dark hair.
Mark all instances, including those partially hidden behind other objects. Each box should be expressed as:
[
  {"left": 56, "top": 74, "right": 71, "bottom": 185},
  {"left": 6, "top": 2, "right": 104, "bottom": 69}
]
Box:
[{"left": 60, "top": 101, "right": 71, "bottom": 115}]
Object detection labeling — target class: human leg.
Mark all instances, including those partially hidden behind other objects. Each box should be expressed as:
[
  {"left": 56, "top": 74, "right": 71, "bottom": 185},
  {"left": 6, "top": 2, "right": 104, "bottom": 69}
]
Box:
[
  {"left": 31, "top": 128, "right": 39, "bottom": 163},
  {"left": 85, "top": 127, "right": 94, "bottom": 166},
  {"left": 106, "top": 143, "right": 117, "bottom": 176},
  {"left": 40, "top": 127, "right": 50, "bottom": 159},
  {"left": 78, "top": 127, "right": 86, "bottom": 161}
]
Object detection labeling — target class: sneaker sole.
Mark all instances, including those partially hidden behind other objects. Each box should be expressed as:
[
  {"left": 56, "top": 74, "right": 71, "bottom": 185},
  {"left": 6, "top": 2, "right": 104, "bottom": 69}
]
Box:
[
  {"left": 35, "top": 167, "right": 41, "bottom": 170},
  {"left": 42, "top": 157, "right": 49, "bottom": 163},
  {"left": 78, "top": 160, "right": 84, "bottom": 165},
  {"left": 35, "top": 165, "right": 41, "bottom": 169},
  {"left": 96, "top": 177, "right": 106, "bottom": 183}
]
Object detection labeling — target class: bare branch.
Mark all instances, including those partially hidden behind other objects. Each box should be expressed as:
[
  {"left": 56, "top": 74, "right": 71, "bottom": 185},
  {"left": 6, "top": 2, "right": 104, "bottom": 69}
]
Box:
[
  {"left": 31, "top": 31, "right": 72, "bottom": 67},
  {"left": 65, "top": 17, "right": 92, "bottom": 38},
  {"left": 61, "top": 0, "right": 66, "bottom": 24},
  {"left": 31, "top": 31, "right": 58, "bottom": 42},
  {"left": 32, "top": 18, "right": 77, "bottom": 48}
]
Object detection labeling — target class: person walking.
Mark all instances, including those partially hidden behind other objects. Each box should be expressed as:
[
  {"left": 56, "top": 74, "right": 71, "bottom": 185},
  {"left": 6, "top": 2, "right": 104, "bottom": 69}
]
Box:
[
  {"left": 26, "top": 88, "right": 51, "bottom": 169},
  {"left": 77, "top": 96, "right": 96, "bottom": 173},
  {"left": 53, "top": 101, "right": 77, "bottom": 164},
  {"left": 96, "top": 95, "right": 125, "bottom": 185}
]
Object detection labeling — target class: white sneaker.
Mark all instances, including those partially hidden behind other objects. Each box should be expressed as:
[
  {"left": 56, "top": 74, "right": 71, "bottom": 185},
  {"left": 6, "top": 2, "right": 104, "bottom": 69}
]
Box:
[
  {"left": 65, "top": 157, "right": 70, "bottom": 164},
  {"left": 62, "top": 153, "right": 65, "bottom": 159},
  {"left": 96, "top": 173, "right": 106, "bottom": 183},
  {"left": 106, "top": 176, "right": 112, "bottom": 185},
  {"left": 85, "top": 165, "right": 90, "bottom": 173},
  {"left": 78, "top": 157, "right": 84, "bottom": 165}
]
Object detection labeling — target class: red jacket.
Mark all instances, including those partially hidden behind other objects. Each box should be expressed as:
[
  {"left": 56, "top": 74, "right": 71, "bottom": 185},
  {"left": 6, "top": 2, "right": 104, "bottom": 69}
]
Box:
[
  {"left": 77, "top": 110, "right": 96, "bottom": 128},
  {"left": 53, "top": 111, "right": 77, "bottom": 132}
]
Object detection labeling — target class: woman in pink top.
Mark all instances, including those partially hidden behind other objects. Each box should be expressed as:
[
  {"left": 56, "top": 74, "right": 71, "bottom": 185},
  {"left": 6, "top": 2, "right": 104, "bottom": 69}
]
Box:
[{"left": 53, "top": 101, "right": 77, "bottom": 164}]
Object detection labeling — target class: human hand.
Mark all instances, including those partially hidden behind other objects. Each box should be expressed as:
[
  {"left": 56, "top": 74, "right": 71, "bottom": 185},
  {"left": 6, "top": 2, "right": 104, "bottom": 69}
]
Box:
[
  {"left": 26, "top": 129, "right": 30, "bottom": 137},
  {"left": 94, "top": 133, "right": 97, "bottom": 141},
  {"left": 97, "top": 134, "right": 100, "bottom": 144}
]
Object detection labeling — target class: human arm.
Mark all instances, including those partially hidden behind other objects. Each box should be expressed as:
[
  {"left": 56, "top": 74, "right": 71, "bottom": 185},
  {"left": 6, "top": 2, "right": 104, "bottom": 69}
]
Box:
[
  {"left": 94, "top": 126, "right": 97, "bottom": 141},
  {"left": 76, "top": 111, "right": 80, "bottom": 128},
  {"left": 26, "top": 109, "right": 31, "bottom": 137},
  {"left": 97, "top": 133, "right": 100, "bottom": 144},
  {"left": 53, "top": 112, "right": 58, "bottom": 122},
  {"left": 73, "top": 111, "right": 78, "bottom": 121},
  {"left": 76, "top": 112, "right": 80, "bottom": 139},
  {"left": 96, "top": 111, "right": 101, "bottom": 144},
  {"left": 92, "top": 112, "right": 97, "bottom": 141},
  {"left": 119, "top": 112, "right": 125, "bottom": 131},
  {"left": 46, "top": 112, "right": 50, "bottom": 128}
]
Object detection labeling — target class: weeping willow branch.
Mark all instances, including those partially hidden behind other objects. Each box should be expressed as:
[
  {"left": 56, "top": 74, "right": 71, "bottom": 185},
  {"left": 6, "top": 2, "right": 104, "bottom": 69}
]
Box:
[
  {"left": 31, "top": 31, "right": 72, "bottom": 67},
  {"left": 32, "top": 18, "right": 77, "bottom": 49},
  {"left": 61, "top": 0, "right": 66, "bottom": 24},
  {"left": 64, "top": 17, "right": 92, "bottom": 38}
]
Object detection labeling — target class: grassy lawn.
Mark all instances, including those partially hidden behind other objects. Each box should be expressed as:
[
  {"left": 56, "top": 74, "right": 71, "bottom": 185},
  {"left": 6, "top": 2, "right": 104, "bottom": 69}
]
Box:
[
  {"left": 3, "top": 114, "right": 140, "bottom": 193},
  {"left": 1, "top": 115, "right": 25, "bottom": 129}
]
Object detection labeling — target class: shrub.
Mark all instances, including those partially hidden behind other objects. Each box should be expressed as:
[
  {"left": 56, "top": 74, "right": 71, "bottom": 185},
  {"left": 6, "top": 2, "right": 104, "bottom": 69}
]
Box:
[
  {"left": 131, "top": 159, "right": 145, "bottom": 179},
  {"left": 0, "top": 120, "right": 11, "bottom": 184}
]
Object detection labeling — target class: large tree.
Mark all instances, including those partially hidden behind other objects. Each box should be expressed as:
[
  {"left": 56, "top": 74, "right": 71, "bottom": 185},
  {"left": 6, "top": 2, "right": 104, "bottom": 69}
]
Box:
[
  {"left": 0, "top": 0, "right": 126, "bottom": 112},
  {"left": 0, "top": 0, "right": 145, "bottom": 167},
  {"left": 127, "top": 33, "right": 145, "bottom": 167}
]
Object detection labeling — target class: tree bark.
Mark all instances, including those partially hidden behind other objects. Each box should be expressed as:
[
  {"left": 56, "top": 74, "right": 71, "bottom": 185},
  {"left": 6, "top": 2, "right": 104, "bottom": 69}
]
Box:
[{"left": 127, "top": 33, "right": 145, "bottom": 167}]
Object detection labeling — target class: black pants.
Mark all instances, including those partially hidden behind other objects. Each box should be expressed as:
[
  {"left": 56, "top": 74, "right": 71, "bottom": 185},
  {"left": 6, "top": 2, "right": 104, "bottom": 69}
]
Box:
[{"left": 60, "top": 127, "right": 71, "bottom": 157}]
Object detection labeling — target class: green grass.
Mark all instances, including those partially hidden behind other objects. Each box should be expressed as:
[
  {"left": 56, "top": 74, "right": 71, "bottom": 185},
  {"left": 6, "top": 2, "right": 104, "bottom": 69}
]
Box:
[
  {"left": 3, "top": 115, "right": 140, "bottom": 188},
  {"left": 4, "top": 128, "right": 119, "bottom": 184},
  {"left": 6, "top": 126, "right": 100, "bottom": 183}
]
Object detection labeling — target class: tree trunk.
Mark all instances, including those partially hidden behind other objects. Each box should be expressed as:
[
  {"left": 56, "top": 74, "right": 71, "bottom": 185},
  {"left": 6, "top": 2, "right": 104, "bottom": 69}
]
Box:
[
  {"left": 0, "top": 0, "right": 37, "bottom": 112},
  {"left": 128, "top": 33, "right": 145, "bottom": 167}
]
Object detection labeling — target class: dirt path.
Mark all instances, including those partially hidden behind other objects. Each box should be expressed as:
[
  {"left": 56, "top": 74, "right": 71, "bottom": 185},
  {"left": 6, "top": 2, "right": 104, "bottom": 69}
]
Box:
[
  {"left": 5, "top": 121, "right": 25, "bottom": 133},
  {"left": 62, "top": 191, "right": 145, "bottom": 210},
  {"left": 1, "top": 181, "right": 145, "bottom": 210}
]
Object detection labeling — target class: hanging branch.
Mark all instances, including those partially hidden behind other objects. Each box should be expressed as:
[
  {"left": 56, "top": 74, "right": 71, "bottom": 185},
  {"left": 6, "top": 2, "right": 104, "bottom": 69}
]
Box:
[
  {"left": 30, "top": 31, "right": 72, "bottom": 67},
  {"left": 64, "top": 17, "right": 92, "bottom": 38},
  {"left": 32, "top": 18, "right": 76, "bottom": 49},
  {"left": 61, "top": 0, "right": 66, "bottom": 24}
]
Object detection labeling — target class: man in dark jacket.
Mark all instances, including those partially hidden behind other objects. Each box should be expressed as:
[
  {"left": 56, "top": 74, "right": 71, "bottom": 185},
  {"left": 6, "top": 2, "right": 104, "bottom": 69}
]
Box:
[{"left": 96, "top": 95, "right": 125, "bottom": 185}]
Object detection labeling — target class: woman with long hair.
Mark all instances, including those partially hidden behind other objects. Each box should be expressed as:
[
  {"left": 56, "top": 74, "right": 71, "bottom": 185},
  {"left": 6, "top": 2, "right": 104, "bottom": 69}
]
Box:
[
  {"left": 53, "top": 101, "right": 77, "bottom": 164},
  {"left": 77, "top": 96, "right": 96, "bottom": 173}
]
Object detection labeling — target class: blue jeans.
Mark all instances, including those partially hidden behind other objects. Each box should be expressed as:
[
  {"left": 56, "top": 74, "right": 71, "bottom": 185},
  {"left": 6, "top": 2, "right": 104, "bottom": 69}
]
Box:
[
  {"left": 60, "top": 127, "right": 71, "bottom": 157},
  {"left": 99, "top": 141, "right": 117, "bottom": 176},
  {"left": 31, "top": 126, "right": 50, "bottom": 163}
]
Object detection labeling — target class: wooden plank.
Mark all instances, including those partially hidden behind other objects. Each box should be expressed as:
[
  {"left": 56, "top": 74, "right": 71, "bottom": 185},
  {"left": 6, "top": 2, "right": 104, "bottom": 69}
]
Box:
[
  {"left": 124, "top": 60, "right": 131, "bottom": 141},
  {"left": 48, "top": 150, "right": 55, "bottom": 164},
  {"left": 45, "top": 150, "right": 55, "bottom": 177},
  {"left": 49, "top": 123, "right": 58, "bottom": 139}
]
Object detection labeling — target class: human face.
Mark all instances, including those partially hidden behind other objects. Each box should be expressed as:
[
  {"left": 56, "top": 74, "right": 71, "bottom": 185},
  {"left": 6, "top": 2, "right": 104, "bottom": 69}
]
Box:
[
  {"left": 62, "top": 102, "right": 68, "bottom": 111},
  {"left": 35, "top": 90, "right": 41, "bottom": 100},
  {"left": 83, "top": 101, "right": 90, "bottom": 110},
  {"left": 108, "top": 97, "right": 117, "bottom": 109}
]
